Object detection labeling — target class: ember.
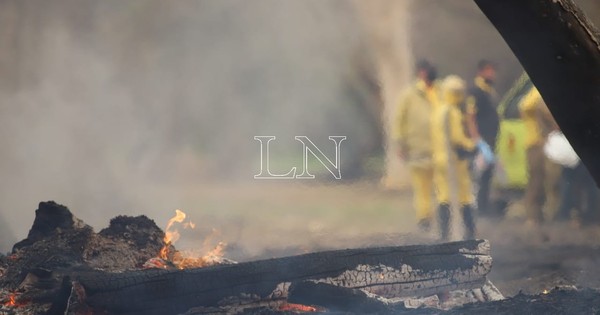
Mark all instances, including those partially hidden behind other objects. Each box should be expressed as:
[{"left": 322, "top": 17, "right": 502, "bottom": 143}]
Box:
[
  {"left": 0, "top": 200, "right": 503, "bottom": 314},
  {"left": 23, "top": 201, "right": 600, "bottom": 315},
  {"left": 1, "top": 292, "right": 25, "bottom": 308},
  {"left": 278, "top": 303, "right": 318, "bottom": 312},
  {"left": 5, "top": 293, "right": 16, "bottom": 307}
]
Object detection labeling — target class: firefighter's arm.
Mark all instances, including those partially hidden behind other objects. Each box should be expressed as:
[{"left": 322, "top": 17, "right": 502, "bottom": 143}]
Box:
[{"left": 449, "top": 109, "right": 477, "bottom": 152}]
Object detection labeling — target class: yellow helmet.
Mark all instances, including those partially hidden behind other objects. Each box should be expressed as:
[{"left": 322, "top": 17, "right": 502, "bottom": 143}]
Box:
[{"left": 442, "top": 75, "right": 466, "bottom": 93}]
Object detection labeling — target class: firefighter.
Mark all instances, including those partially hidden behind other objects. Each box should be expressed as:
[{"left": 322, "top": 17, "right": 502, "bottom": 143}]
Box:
[
  {"left": 393, "top": 60, "right": 440, "bottom": 231},
  {"left": 519, "top": 87, "right": 559, "bottom": 225},
  {"left": 431, "top": 75, "right": 494, "bottom": 240},
  {"left": 466, "top": 60, "right": 500, "bottom": 217}
]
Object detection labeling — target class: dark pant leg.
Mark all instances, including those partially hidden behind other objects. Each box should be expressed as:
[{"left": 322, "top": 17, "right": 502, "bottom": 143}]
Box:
[
  {"left": 556, "top": 166, "right": 576, "bottom": 221},
  {"left": 477, "top": 164, "right": 494, "bottom": 215},
  {"left": 525, "top": 145, "right": 545, "bottom": 222},
  {"left": 579, "top": 165, "right": 600, "bottom": 222}
]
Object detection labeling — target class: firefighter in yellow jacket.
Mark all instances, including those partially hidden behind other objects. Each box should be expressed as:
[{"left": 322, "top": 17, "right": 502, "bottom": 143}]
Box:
[
  {"left": 519, "top": 87, "right": 559, "bottom": 224},
  {"left": 393, "top": 60, "right": 440, "bottom": 230},
  {"left": 432, "top": 75, "right": 494, "bottom": 240}
]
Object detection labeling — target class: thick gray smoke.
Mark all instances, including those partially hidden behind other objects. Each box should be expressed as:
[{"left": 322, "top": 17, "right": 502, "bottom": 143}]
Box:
[{"left": 0, "top": 0, "right": 382, "bottom": 251}]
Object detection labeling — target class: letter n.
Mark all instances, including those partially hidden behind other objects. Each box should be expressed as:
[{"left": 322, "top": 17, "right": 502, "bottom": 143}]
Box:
[{"left": 295, "top": 136, "right": 346, "bottom": 179}]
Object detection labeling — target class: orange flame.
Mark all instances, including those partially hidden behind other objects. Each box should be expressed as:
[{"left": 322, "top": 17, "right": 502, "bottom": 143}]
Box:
[
  {"left": 160, "top": 209, "right": 193, "bottom": 259},
  {"left": 158, "top": 209, "right": 226, "bottom": 269},
  {"left": 7, "top": 294, "right": 16, "bottom": 306},
  {"left": 279, "top": 303, "right": 318, "bottom": 312},
  {"left": 173, "top": 241, "right": 227, "bottom": 269},
  {"left": 2, "top": 293, "right": 25, "bottom": 308}
]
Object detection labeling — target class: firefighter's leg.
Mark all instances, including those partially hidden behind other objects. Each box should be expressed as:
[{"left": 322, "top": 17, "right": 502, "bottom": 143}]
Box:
[
  {"left": 457, "top": 160, "right": 476, "bottom": 239},
  {"left": 476, "top": 164, "right": 494, "bottom": 216},
  {"left": 410, "top": 166, "right": 434, "bottom": 227},
  {"left": 433, "top": 164, "right": 451, "bottom": 240},
  {"left": 525, "top": 145, "right": 546, "bottom": 223}
]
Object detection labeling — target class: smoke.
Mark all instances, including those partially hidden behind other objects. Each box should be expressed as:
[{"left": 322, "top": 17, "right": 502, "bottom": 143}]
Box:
[
  {"left": 3, "top": 0, "right": 592, "bottom": 254},
  {"left": 0, "top": 0, "right": 386, "bottom": 252}
]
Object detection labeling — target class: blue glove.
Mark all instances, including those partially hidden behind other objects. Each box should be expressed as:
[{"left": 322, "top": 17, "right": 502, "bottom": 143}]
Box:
[{"left": 477, "top": 140, "right": 495, "bottom": 164}]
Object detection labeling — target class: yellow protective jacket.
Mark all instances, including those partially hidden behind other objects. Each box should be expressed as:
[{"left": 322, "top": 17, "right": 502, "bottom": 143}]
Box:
[
  {"left": 393, "top": 80, "right": 441, "bottom": 168},
  {"left": 519, "top": 87, "right": 558, "bottom": 149},
  {"left": 431, "top": 98, "right": 476, "bottom": 168}
]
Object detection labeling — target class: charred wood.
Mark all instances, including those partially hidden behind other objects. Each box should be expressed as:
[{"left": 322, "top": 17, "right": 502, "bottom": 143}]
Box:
[{"left": 58, "top": 240, "right": 491, "bottom": 315}]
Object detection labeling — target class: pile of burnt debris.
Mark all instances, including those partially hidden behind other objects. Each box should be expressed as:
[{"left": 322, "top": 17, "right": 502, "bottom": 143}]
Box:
[
  {"left": 0, "top": 201, "right": 598, "bottom": 315},
  {"left": 0, "top": 201, "right": 168, "bottom": 314}
]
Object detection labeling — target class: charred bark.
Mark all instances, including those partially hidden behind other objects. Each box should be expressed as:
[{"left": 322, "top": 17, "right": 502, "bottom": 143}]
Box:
[
  {"left": 3, "top": 202, "right": 495, "bottom": 314},
  {"left": 287, "top": 281, "right": 394, "bottom": 314},
  {"left": 474, "top": 0, "right": 600, "bottom": 184},
  {"left": 56, "top": 240, "right": 491, "bottom": 315}
]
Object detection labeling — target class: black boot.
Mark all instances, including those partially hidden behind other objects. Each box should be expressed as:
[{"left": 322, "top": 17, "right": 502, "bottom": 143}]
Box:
[
  {"left": 438, "top": 203, "right": 451, "bottom": 241},
  {"left": 462, "top": 204, "right": 476, "bottom": 240}
]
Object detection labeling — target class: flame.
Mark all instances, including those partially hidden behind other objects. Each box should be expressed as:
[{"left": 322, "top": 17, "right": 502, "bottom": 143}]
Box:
[
  {"left": 158, "top": 209, "right": 226, "bottom": 269},
  {"left": 160, "top": 209, "right": 193, "bottom": 260},
  {"left": 7, "top": 294, "right": 16, "bottom": 306},
  {"left": 279, "top": 303, "right": 318, "bottom": 312},
  {"left": 2, "top": 293, "right": 25, "bottom": 308},
  {"left": 172, "top": 242, "right": 227, "bottom": 269},
  {"left": 542, "top": 289, "right": 549, "bottom": 295}
]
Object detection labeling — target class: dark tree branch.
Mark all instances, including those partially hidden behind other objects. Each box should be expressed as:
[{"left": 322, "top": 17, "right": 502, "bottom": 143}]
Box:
[{"left": 474, "top": 0, "right": 600, "bottom": 184}]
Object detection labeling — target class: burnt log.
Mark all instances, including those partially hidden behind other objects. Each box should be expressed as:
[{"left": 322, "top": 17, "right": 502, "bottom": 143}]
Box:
[
  {"left": 287, "top": 281, "right": 396, "bottom": 314},
  {"left": 474, "top": 0, "right": 600, "bottom": 184},
  {"left": 56, "top": 240, "right": 492, "bottom": 315}
]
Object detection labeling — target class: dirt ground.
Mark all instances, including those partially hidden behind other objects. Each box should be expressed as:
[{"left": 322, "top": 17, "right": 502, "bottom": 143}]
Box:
[{"left": 142, "top": 180, "right": 600, "bottom": 300}]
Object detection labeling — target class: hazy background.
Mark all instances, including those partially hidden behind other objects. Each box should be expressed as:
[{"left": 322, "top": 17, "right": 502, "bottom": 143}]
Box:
[{"left": 0, "top": 0, "right": 598, "bottom": 253}]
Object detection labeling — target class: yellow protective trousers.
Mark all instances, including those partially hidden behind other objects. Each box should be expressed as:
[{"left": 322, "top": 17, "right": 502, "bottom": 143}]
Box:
[
  {"left": 409, "top": 166, "right": 435, "bottom": 221},
  {"left": 434, "top": 159, "right": 474, "bottom": 206}
]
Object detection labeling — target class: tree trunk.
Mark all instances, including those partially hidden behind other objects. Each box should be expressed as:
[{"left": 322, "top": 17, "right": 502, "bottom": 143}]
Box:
[
  {"left": 353, "top": 0, "right": 414, "bottom": 190},
  {"left": 57, "top": 240, "right": 491, "bottom": 315},
  {"left": 474, "top": 0, "right": 600, "bottom": 185}
]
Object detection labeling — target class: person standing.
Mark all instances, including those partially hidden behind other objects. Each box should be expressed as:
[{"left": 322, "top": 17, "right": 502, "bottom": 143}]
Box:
[
  {"left": 519, "top": 87, "right": 559, "bottom": 225},
  {"left": 465, "top": 60, "right": 500, "bottom": 217},
  {"left": 431, "top": 75, "right": 494, "bottom": 240},
  {"left": 393, "top": 60, "right": 440, "bottom": 231}
]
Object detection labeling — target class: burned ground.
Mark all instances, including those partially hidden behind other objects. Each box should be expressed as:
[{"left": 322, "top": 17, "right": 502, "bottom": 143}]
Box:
[{"left": 2, "top": 192, "right": 600, "bottom": 314}]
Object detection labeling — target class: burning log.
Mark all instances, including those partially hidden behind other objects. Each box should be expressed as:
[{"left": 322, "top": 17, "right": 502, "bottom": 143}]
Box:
[
  {"left": 474, "top": 0, "right": 600, "bottom": 184},
  {"left": 56, "top": 239, "right": 492, "bottom": 315},
  {"left": 1, "top": 202, "right": 496, "bottom": 314}
]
